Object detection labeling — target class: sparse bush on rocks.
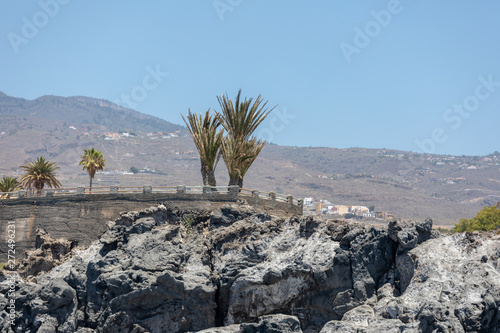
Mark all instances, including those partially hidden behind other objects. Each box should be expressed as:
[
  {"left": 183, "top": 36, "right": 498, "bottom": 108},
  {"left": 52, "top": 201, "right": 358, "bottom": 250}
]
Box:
[{"left": 453, "top": 205, "right": 500, "bottom": 232}]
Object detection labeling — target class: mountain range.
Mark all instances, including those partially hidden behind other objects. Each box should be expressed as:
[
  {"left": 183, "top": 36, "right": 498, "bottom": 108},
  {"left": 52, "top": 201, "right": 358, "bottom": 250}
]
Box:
[{"left": 1, "top": 91, "right": 499, "bottom": 227}]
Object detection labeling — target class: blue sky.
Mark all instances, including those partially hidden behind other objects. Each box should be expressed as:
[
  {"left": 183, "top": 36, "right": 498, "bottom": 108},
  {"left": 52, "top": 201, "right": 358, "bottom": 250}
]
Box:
[{"left": 1, "top": 1, "right": 499, "bottom": 156}]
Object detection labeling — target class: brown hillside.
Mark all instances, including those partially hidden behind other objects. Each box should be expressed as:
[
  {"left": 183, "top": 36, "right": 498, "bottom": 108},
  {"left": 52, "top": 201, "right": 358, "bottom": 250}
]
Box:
[{"left": 1, "top": 92, "right": 499, "bottom": 227}]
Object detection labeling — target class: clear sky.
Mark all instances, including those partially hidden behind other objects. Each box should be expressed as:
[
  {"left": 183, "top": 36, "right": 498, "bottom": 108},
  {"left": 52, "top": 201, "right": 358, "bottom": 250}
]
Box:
[{"left": 1, "top": 1, "right": 499, "bottom": 156}]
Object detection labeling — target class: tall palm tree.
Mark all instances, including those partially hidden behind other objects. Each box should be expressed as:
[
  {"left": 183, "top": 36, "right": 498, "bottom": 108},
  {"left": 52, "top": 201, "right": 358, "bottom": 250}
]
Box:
[
  {"left": 216, "top": 89, "right": 275, "bottom": 141},
  {"left": 79, "top": 148, "right": 106, "bottom": 192},
  {"left": 0, "top": 176, "right": 21, "bottom": 198},
  {"left": 19, "top": 157, "right": 62, "bottom": 195},
  {"left": 216, "top": 89, "right": 275, "bottom": 187},
  {"left": 182, "top": 109, "right": 223, "bottom": 186},
  {"left": 221, "top": 136, "right": 266, "bottom": 188}
]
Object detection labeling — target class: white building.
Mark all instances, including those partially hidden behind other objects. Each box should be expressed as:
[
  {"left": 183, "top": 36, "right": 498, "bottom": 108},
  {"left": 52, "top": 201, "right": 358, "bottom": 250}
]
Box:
[{"left": 303, "top": 197, "right": 314, "bottom": 207}]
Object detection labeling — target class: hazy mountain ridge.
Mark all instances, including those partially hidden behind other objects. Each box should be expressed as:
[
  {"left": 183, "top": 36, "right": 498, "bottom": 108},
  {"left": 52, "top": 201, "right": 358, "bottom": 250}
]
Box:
[
  {"left": 0, "top": 92, "right": 182, "bottom": 133},
  {"left": 1, "top": 92, "right": 499, "bottom": 226}
]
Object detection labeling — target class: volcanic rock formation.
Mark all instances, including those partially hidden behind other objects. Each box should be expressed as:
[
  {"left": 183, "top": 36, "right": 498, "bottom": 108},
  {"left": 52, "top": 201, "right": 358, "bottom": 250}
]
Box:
[{"left": 1, "top": 204, "right": 499, "bottom": 332}]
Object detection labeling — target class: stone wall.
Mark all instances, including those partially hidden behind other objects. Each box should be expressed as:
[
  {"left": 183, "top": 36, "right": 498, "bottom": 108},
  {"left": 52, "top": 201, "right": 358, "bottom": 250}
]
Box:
[
  {"left": 0, "top": 190, "right": 302, "bottom": 257},
  {"left": 244, "top": 190, "right": 303, "bottom": 215}
]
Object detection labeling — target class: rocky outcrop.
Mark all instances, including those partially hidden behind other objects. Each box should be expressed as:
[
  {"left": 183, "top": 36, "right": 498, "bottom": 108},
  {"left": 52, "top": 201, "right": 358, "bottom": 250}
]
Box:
[
  {"left": 1, "top": 204, "right": 499, "bottom": 332},
  {"left": 16, "top": 228, "right": 75, "bottom": 278},
  {"left": 197, "top": 314, "right": 302, "bottom": 333},
  {"left": 321, "top": 231, "right": 500, "bottom": 332}
]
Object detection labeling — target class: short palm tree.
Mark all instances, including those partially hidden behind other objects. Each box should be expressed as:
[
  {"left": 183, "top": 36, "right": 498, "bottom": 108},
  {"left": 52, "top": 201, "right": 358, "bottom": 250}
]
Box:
[
  {"left": 19, "top": 157, "right": 62, "bottom": 195},
  {"left": 0, "top": 176, "right": 21, "bottom": 198},
  {"left": 182, "top": 109, "right": 223, "bottom": 186},
  {"left": 216, "top": 89, "right": 275, "bottom": 187},
  {"left": 79, "top": 148, "right": 106, "bottom": 192}
]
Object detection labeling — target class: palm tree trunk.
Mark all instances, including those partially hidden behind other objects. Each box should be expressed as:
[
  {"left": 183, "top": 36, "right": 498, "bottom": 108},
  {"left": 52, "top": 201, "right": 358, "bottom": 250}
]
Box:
[
  {"left": 228, "top": 175, "right": 243, "bottom": 188},
  {"left": 201, "top": 166, "right": 208, "bottom": 186},
  {"left": 207, "top": 171, "right": 217, "bottom": 186},
  {"left": 201, "top": 161, "right": 217, "bottom": 186},
  {"left": 228, "top": 176, "right": 237, "bottom": 186},
  {"left": 89, "top": 176, "right": 93, "bottom": 194}
]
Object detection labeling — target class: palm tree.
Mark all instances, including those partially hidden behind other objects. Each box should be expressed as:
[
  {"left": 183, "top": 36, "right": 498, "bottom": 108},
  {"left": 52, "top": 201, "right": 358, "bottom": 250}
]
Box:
[
  {"left": 216, "top": 89, "right": 275, "bottom": 141},
  {"left": 0, "top": 176, "right": 21, "bottom": 198},
  {"left": 182, "top": 109, "right": 223, "bottom": 186},
  {"left": 79, "top": 148, "right": 106, "bottom": 192},
  {"left": 19, "top": 157, "right": 62, "bottom": 195},
  {"left": 221, "top": 136, "right": 266, "bottom": 188},
  {"left": 216, "top": 89, "right": 275, "bottom": 187}
]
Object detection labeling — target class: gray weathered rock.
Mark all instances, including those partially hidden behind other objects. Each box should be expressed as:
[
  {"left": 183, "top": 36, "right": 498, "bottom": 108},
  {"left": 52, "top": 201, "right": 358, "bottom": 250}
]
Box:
[
  {"left": 16, "top": 228, "right": 75, "bottom": 278},
  {"left": 196, "top": 314, "right": 302, "bottom": 333},
  {"left": 322, "top": 231, "right": 500, "bottom": 332},
  {"left": 1, "top": 205, "right": 499, "bottom": 332},
  {"left": 212, "top": 216, "right": 397, "bottom": 329}
]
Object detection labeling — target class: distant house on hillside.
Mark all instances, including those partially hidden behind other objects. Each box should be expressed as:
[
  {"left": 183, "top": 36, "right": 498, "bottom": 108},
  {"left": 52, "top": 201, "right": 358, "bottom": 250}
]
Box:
[
  {"left": 303, "top": 198, "right": 314, "bottom": 207},
  {"left": 337, "top": 205, "right": 349, "bottom": 215},
  {"left": 328, "top": 206, "right": 338, "bottom": 214}
]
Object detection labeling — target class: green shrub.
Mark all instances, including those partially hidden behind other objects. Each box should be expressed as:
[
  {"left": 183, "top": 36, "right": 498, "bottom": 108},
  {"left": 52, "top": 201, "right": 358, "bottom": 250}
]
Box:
[
  {"left": 435, "top": 227, "right": 452, "bottom": 234},
  {"left": 183, "top": 215, "right": 195, "bottom": 235},
  {"left": 453, "top": 205, "right": 500, "bottom": 232}
]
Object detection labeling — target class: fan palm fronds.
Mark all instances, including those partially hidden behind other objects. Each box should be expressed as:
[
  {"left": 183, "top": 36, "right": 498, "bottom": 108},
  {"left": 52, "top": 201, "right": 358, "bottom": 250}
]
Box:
[
  {"left": 0, "top": 176, "right": 21, "bottom": 198},
  {"left": 20, "top": 157, "right": 62, "bottom": 195},
  {"left": 79, "top": 148, "right": 106, "bottom": 192}
]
